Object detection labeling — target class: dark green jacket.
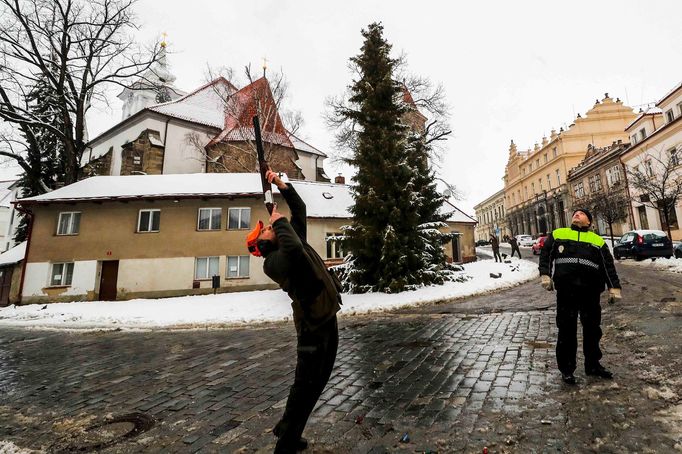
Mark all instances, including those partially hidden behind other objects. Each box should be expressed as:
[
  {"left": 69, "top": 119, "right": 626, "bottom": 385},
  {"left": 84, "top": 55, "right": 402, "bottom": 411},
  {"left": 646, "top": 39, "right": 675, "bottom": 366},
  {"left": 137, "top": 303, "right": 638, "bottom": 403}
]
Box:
[
  {"left": 263, "top": 183, "right": 342, "bottom": 333},
  {"left": 539, "top": 224, "right": 621, "bottom": 292}
]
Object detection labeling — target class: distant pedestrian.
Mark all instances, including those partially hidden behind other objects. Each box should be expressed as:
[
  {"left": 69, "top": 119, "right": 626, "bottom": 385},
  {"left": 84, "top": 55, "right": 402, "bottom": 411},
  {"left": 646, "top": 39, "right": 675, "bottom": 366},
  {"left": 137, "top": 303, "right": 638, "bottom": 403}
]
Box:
[
  {"left": 509, "top": 236, "right": 522, "bottom": 258},
  {"left": 490, "top": 235, "right": 502, "bottom": 262},
  {"left": 246, "top": 169, "right": 342, "bottom": 453},
  {"left": 538, "top": 208, "right": 622, "bottom": 385}
]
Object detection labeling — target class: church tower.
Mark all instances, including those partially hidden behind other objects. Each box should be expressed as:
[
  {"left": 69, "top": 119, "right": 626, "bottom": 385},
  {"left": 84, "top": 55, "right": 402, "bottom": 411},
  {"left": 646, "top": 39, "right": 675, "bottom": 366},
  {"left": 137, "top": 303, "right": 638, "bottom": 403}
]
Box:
[{"left": 117, "top": 34, "right": 185, "bottom": 120}]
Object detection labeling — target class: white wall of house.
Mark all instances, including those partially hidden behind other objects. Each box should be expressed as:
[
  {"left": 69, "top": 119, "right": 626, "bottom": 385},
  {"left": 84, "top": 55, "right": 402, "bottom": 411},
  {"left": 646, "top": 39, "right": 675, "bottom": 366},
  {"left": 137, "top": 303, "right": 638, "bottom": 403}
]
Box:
[
  {"left": 23, "top": 260, "right": 98, "bottom": 298},
  {"left": 85, "top": 114, "right": 215, "bottom": 176},
  {"left": 296, "top": 152, "right": 320, "bottom": 181}
]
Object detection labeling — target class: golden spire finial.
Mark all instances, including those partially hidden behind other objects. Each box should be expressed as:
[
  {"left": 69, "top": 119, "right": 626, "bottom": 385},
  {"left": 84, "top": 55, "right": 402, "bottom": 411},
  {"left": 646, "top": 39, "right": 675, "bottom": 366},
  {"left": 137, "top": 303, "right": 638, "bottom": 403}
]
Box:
[{"left": 161, "top": 32, "right": 168, "bottom": 48}]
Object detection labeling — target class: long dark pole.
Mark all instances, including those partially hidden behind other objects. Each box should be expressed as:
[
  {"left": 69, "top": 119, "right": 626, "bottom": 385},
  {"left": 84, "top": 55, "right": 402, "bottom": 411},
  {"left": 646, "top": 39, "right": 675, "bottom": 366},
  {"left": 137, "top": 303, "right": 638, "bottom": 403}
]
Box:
[{"left": 253, "top": 115, "right": 274, "bottom": 214}]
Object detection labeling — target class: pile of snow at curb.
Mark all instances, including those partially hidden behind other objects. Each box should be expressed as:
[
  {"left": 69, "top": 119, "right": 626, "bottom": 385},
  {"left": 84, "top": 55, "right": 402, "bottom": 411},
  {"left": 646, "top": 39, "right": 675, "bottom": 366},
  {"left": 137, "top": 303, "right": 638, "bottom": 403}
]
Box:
[
  {"left": 0, "top": 258, "right": 538, "bottom": 330},
  {"left": 620, "top": 257, "right": 682, "bottom": 274}
]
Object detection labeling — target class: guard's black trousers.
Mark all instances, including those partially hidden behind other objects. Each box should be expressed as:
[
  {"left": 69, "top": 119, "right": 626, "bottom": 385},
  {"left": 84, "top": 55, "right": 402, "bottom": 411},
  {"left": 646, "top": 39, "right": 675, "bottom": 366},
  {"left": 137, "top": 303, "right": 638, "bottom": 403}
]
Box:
[
  {"left": 510, "top": 245, "right": 521, "bottom": 258},
  {"left": 275, "top": 315, "right": 338, "bottom": 454},
  {"left": 555, "top": 287, "right": 603, "bottom": 374},
  {"left": 492, "top": 248, "right": 502, "bottom": 262}
]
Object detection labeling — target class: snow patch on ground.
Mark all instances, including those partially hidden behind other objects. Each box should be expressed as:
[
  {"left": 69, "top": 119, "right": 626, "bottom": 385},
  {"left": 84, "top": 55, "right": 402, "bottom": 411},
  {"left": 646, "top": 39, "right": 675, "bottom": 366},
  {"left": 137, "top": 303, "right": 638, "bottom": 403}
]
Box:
[
  {"left": 0, "top": 441, "right": 37, "bottom": 453},
  {"left": 618, "top": 257, "right": 682, "bottom": 274},
  {"left": 0, "top": 258, "right": 538, "bottom": 331}
]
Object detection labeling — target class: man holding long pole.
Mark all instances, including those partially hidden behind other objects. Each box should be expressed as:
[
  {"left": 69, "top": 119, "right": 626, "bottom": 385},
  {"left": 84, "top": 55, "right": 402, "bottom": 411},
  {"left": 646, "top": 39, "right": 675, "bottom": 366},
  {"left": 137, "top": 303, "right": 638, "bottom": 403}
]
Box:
[{"left": 246, "top": 169, "right": 342, "bottom": 453}]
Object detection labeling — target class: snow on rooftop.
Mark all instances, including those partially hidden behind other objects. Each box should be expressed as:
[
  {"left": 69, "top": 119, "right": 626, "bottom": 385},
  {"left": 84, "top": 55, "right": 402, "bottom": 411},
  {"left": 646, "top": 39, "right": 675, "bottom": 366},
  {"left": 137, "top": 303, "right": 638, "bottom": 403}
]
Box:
[
  {"left": 289, "top": 134, "right": 327, "bottom": 157},
  {"left": 149, "top": 80, "right": 231, "bottom": 128},
  {"left": 0, "top": 241, "right": 26, "bottom": 266},
  {"left": 626, "top": 106, "right": 664, "bottom": 130}
]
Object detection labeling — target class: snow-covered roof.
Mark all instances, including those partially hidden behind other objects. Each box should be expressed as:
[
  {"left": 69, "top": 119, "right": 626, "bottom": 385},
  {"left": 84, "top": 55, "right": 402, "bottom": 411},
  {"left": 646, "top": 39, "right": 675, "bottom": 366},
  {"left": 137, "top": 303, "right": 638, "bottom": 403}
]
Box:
[
  {"left": 289, "top": 133, "right": 327, "bottom": 157},
  {"left": 0, "top": 242, "right": 26, "bottom": 266},
  {"left": 626, "top": 106, "right": 663, "bottom": 130},
  {"left": 442, "top": 200, "right": 478, "bottom": 224},
  {"left": 17, "top": 174, "right": 476, "bottom": 225},
  {"left": 149, "top": 78, "right": 235, "bottom": 128}
]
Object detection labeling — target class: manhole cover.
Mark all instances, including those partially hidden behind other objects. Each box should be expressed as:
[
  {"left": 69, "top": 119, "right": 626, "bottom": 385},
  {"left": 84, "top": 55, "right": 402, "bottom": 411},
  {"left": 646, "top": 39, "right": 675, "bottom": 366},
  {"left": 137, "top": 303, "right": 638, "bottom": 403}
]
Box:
[{"left": 50, "top": 413, "right": 155, "bottom": 453}]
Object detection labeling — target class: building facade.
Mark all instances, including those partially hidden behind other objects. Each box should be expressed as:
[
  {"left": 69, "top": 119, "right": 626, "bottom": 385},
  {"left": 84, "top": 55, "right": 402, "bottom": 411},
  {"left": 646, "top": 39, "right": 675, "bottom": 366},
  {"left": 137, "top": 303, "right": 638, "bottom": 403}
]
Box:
[
  {"left": 504, "top": 94, "right": 636, "bottom": 237},
  {"left": 473, "top": 189, "right": 506, "bottom": 241},
  {"left": 566, "top": 141, "right": 633, "bottom": 237},
  {"left": 14, "top": 174, "right": 476, "bottom": 304},
  {"left": 621, "top": 82, "right": 682, "bottom": 240}
]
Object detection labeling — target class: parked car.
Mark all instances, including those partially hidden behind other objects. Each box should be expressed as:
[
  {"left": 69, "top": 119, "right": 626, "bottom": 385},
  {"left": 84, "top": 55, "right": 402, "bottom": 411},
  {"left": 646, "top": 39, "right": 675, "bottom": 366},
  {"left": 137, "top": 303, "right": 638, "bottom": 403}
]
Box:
[
  {"left": 516, "top": 235, "right": 534, "bottom": 247},
  {"left": 613, "top": 230, "right": 674, "bottom": 261},
  {"left": 475, "top": 239, "right": 491, "bottom": 246},
  {"left": 532, "top": 235, "right": 548, "bottom": 255},
  {"left": 674, "top": 242, "right": 682, "bottom": 259}
]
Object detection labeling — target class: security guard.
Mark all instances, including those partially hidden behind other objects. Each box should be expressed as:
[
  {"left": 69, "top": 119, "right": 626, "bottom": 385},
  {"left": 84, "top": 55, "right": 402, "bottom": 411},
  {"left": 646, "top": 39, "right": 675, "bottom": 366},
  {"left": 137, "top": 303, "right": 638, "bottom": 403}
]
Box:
[{"left": 539, "top": 208, "right": 622, "bottom": 385}]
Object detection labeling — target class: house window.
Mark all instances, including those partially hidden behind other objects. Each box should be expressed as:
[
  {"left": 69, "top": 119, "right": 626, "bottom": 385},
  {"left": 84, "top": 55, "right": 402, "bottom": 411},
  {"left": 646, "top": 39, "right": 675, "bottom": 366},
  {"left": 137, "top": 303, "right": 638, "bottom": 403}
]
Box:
[
  {"left": 326, "top": 233, "right": 344, "bottom": 259},
  {"left": 524, "top": 187, "right": 528, "bottom": 200},
  {"left": 538, "top": 178, "right": 542, "bottom": 191},
  {"left": 665, "top": 109, "right": 675, "bottom": 124},
  {"left": 50, "top": 262, "right": 74, "bottom": 286},
  {"left": 552, "top": 147, "right": 557, "bottom": 158},
  {"left": 547, "top": 174, "right": 551, "bottom": 189},
  {"left": 536, "top": 159, "right": 540, "bottom": 168},
  {"left": 531, "top": 183, "right": 535, "bottom": 195},
  {"left": 639, "top": 128, "right": 647, "bottom": 141},
  {"left": 574, "top": 182, "right": 585, "bottom": 198},
  {"left": 57, "top": 212, "right": 81, "bottom": 235},
  {"left": 544, "top": 153, "right": 548, "bottom": 163},
  {"left": 228, "top": 208, "right": 251, "bottom": 230},
  {"left": 195, "top": 256, "right": 219, "bottom": 280},
  {"left": 678, "top": 101, "right": 682, "bottom": 116},
  {"left": 138, "top": 209, "right": 160, "bottom": 232},
  {"left": 638, "top": 206, "right": 649, "bottom": 229},
  {"left": 644, "top": 160, "right": 654, "bottom": 176},
  {"left": 669, "top": 147, "right": 679, "bottom": 167},
  {"left": 556, "top": 169, "right": 561, "bottom": 185},
  {"left": 588, "top": 174, "right": 602, "bottom": 192},
  {"left": 198, "top": 208, "right": 222, "bottom": 230},
  {"left": 227, "top": 255, "right": 249, "bottom": 278},
  {"left": 607, "top": 165, "right": 622, "bottom": 186},
  {"left": 658, "top": 200, "right": 679, "bottom": 231}
]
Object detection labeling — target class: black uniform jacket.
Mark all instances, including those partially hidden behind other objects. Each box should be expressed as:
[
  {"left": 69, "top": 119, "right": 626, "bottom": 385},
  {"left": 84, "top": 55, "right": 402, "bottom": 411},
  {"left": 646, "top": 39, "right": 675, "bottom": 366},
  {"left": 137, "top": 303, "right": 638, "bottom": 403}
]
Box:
[
  {"left": 539, "top": 224, "right": 621, "bottom": 292},
  {"left": 263, "top": 183, "right": 342, "bottom": 334}
]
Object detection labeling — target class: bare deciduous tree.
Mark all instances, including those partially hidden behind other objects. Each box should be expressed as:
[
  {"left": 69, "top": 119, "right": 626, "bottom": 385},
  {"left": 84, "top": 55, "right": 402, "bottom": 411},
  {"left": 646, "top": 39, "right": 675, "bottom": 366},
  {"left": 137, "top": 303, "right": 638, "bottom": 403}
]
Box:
[
  {"left": 626, "top": 147, "right": 682, "bottom": 240},
  {"left": 582, "top": 180, "right": 630, "bottom": 247},
  {"left": 0, "top": 0, "right": 162, "bottom": 186},
  {"left": 185, "top": 64, "right": 304, "bottom": 176}
]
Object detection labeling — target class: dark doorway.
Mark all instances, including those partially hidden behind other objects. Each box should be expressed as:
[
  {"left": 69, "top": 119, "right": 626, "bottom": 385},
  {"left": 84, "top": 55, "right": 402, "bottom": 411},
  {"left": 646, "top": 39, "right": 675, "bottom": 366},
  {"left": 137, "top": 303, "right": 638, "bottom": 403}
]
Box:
[
  {"left": 0, "top": 267, "right": 13, "bottom": 307},
  {"left": 99, "top": 261, "right": 119, "bottom": 301},
  {"left": 451, "top": 234, "right": 460, "bottom": 263}
]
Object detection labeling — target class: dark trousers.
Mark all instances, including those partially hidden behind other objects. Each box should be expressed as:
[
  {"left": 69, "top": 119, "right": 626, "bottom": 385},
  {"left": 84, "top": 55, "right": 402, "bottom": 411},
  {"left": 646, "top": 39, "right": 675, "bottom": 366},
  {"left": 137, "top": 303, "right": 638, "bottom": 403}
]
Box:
[
  {"left": 275, "top": 315, "right": 338, "bottom": 453},
  {"left": 510, "top": 245, "right": 521, "bottom": 258},
  {"left": 555, "top": 287, "right": 603, "bottom": 374},
  {"left": 492, "top": 248, "right": 502, "bottom": 262}
]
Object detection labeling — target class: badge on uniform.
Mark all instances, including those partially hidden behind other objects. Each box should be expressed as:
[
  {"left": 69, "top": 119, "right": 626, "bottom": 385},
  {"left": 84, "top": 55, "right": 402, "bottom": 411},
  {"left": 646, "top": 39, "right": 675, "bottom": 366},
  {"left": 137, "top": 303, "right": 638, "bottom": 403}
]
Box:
[{"left": 558, "top": 245, "right": 565, "bottom": 254}]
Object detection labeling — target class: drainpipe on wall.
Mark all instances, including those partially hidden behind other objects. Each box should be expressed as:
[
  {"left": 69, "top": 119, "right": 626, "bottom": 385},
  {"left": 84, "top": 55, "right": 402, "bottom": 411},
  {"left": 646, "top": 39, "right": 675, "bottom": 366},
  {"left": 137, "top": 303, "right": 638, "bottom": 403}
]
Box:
[
  {"left": 13, "top": 203, "right": 33, "bottom": 304},
  {"left": 161, "top": 118, "right": 171, "bottom": 173},
  {"left": 620, "top": 156, "right": 637, "bottom": 229}
]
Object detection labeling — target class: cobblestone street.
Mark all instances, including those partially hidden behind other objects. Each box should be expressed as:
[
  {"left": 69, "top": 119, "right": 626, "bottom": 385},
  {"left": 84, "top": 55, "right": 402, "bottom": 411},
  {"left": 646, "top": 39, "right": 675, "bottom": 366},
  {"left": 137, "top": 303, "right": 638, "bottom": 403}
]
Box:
[{"left": 0, "top": 255, "right": 681, "bottom": 453}]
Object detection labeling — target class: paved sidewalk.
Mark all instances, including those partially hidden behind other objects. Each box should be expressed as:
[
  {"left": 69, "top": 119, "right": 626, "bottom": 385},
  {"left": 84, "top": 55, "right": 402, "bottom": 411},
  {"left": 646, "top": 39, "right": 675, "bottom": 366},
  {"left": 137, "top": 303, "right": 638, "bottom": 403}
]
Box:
[{"left": 0, "top": 260, "right": 680, "bottom": 453}]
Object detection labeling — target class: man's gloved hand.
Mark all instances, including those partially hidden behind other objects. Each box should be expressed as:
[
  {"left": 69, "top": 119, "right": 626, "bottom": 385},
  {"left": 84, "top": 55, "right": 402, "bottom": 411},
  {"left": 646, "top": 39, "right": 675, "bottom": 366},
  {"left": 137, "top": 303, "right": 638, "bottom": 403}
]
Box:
[
  {"left": 608, "top": 287, "right": 622, "bottom": 305},
  {"left": 540, "top": 275, "right": 554, "bottom": 291}
]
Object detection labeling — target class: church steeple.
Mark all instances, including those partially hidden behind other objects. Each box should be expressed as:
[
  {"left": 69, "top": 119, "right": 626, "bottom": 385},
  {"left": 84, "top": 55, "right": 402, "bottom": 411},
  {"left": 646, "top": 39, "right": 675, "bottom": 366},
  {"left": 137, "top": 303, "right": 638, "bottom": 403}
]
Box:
[{"left": 117, "top": 33, "right": 185, "bottom": 119}]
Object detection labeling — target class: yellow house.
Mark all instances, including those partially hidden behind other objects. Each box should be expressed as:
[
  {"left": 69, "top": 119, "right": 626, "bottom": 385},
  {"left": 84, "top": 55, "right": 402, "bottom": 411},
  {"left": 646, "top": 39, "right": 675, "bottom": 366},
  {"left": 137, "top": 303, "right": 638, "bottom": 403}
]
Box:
[
  {"left": 621, "top": 82, "right": 682, "bottom": 240},
  {"left": 504, "top": 94, "right": 636, "bottom": 236},
  {"left": 14, "top": 174, "right": 475, "bottom": 304}
]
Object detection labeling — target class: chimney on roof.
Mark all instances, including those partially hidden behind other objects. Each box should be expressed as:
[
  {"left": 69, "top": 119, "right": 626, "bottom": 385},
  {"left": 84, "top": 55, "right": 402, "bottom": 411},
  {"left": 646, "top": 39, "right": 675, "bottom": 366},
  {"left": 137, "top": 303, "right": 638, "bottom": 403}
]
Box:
[{"left": 335, "top": 174, "right": 345, "bottom": 184}]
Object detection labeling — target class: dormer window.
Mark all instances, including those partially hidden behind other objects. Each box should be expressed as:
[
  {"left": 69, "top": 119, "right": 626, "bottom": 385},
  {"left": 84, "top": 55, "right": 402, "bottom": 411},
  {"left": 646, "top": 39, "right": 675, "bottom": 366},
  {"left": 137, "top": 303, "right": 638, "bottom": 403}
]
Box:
[
  {"left": 665, "top": 109, "right": 675, "bottom": 124},
  {"left": 639, "top": 128, "right": 647, "bottom": 141}
]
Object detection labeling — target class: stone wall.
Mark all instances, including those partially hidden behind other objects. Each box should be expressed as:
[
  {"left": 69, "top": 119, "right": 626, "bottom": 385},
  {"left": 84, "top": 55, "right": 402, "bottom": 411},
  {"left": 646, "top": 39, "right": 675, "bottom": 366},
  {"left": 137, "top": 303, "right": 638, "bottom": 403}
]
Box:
[
  {"left": 120, "top": 129, "right": 165, "bottom": 175},
  {"left": 82, "top": 147, "right": 113, "bottom": 177},
  {"left": 207, "top": 141, "right": 303, "bottom": 179}
]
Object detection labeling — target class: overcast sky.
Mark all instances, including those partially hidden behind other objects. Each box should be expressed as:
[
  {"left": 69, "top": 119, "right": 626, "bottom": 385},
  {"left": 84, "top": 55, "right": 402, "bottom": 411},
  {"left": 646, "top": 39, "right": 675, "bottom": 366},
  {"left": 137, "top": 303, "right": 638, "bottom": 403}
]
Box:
[{"left": 8, "top": 0, "right": 681, "bottom": 214}]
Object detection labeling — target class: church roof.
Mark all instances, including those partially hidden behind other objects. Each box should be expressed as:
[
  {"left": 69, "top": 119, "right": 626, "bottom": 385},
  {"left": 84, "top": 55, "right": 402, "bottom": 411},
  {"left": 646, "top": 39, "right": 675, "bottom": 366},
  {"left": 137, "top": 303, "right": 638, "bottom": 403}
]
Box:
[{"left": 149, "top": 77, "right": 237, "bottom": 128}]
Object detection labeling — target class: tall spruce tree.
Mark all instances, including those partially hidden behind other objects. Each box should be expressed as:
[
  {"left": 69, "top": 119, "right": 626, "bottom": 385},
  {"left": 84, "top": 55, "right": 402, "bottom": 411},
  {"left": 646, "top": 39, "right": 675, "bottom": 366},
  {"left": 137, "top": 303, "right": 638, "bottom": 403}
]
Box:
[
  {"left": 14, "top": 75, "right": 65, "bottom": 242},
  {"left": 338, "top": 23, "right": 428, "bottom": 293},
  {"left": 405, "top": 132, "right": 460, "bottom": 284}
]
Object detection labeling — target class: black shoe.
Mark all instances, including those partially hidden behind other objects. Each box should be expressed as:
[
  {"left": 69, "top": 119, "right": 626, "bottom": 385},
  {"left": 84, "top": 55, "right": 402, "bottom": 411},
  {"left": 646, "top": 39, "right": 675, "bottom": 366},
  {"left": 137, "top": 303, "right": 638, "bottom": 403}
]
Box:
[
  {"left": 586, "top": 364, "right": 613, "bottom": 379},
  {"left": 272, "top": 424, "right": 308, "bottom": 451},
  {"left": 561, "top": 373, "right": 576, "bottom": 385}
]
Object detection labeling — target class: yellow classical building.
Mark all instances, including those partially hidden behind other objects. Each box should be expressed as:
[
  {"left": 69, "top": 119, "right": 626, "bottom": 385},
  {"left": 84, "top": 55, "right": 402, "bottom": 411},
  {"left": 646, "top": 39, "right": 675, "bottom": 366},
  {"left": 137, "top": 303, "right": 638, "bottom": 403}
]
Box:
[{"left": 503, "top": 94, "right": 636, "bottom": 236}]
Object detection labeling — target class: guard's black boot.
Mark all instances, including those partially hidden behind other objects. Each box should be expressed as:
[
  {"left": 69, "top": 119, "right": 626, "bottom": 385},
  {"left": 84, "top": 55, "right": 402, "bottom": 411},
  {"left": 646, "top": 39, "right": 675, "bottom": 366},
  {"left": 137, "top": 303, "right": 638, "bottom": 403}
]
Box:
[
  {"left": 586, "top": 364, "right": 613, "bottom": 379},
  {"left": 561, "top": 373, "right": 576, "bottom": 385}
]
